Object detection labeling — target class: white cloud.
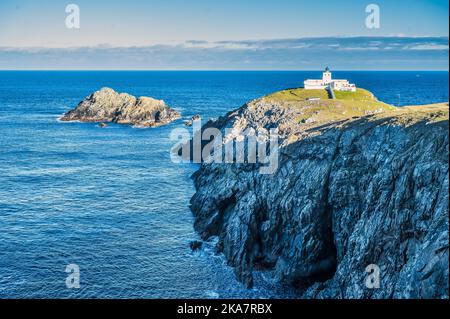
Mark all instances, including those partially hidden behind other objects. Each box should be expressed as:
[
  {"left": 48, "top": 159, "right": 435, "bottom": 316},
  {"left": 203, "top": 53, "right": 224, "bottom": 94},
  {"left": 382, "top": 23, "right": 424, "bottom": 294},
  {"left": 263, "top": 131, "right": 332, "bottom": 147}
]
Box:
[
  {"left": 0, "top": 36, "right": 448, "bottom": 70},
  {"left": 407, "top": 44, "right": 450, "bottom": 51}
]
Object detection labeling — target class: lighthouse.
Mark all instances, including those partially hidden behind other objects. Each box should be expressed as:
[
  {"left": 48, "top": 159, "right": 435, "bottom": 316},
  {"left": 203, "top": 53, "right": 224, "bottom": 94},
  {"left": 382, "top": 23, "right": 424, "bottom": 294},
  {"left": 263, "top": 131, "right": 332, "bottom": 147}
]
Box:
[
  {"left": 322, "top": 67, "right": 332, "bottom": 84},
  {"left": 304, "top": 67, "right": 356, "bottom": 92}
]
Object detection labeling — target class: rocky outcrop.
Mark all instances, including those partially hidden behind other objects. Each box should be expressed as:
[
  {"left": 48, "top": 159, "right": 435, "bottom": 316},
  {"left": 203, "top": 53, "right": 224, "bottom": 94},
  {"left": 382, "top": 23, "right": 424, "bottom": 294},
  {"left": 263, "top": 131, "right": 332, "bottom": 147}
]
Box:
[
  {"left": 185, "top": 114, "right": 202, "bottom": 127},
  {"left": 189, "top": 88, "right": 449, "bottom": 298},
  {"left": 61, "top": 87, "right": 180, "bottom": 127}
]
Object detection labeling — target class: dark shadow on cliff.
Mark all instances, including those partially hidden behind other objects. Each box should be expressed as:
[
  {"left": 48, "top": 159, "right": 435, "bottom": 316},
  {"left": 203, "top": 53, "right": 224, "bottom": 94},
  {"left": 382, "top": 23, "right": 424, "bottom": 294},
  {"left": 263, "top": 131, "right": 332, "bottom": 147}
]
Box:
[{"left": 187, "top": 109, "right": 449, "bottom": 293}]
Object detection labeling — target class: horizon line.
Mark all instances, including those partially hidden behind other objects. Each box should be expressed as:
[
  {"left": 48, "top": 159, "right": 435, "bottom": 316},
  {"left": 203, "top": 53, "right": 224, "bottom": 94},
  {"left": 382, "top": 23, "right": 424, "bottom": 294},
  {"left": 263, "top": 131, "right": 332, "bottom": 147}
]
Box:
[{"left": 0, "top": 69, "right": 448, "bottom": 72}]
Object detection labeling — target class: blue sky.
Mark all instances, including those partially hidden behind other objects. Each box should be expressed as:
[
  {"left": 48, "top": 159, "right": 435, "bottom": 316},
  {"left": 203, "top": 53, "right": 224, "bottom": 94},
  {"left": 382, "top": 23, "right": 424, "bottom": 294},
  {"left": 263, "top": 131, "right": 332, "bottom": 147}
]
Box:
[{"left": 0, "top": 0, "right": 448, "bottom": 69}]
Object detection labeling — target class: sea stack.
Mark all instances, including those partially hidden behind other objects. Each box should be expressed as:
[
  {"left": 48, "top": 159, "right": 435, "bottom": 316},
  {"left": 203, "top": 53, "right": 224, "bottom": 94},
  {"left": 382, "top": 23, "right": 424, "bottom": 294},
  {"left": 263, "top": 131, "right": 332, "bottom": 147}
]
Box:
[{"left": 60, "top": 87, "right": 181, "bottom": 127}]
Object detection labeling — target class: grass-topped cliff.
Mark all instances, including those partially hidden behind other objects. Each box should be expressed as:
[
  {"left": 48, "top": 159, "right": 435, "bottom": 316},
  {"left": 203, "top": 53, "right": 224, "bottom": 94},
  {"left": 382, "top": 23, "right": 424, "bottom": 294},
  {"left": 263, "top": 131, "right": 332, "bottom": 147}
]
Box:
[
  {"left": 238, "top": 87, "right": 448, "bottom": 145},
  {"left": 262, "top": 87, "right": 395, "bottom": 124},
  {"left": 262, "top": 87, "right": 448, "bottom": 123},
  {"left": 189, "top": 87, "right": 449, "bottom": 298}
]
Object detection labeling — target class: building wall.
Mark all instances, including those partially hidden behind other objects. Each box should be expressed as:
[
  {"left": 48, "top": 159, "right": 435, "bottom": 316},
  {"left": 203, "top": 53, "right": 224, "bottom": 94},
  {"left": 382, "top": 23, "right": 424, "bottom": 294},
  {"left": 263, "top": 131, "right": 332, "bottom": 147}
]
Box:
[
  {"left": 305, "top": 84, "right": 327, "bottom": 89},
  {"left": 304, "top": 79, "right": 327, "bottom": 90}
]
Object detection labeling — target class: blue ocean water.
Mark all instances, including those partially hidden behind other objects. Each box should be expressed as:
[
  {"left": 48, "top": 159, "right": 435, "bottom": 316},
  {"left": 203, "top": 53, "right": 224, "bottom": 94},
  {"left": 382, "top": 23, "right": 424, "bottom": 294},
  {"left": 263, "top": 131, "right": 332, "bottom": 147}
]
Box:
[{"left": 0, "top": 71, "right": 448, "bottom": 299}]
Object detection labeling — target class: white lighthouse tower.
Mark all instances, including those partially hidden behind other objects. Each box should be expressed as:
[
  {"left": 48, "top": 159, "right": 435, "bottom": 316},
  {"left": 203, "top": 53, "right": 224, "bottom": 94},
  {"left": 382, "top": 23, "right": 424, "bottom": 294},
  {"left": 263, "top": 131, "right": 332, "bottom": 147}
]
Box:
[{"left": 322, "top": 66, "right": 332, "bottom": 84}]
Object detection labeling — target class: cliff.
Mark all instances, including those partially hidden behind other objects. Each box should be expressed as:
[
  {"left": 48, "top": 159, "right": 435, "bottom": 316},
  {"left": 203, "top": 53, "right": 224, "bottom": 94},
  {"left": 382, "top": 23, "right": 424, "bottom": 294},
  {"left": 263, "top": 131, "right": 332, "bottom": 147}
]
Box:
[
  {"left": 189, "top": 88, "right": 449, "bottom": 298},
  {"left": 61, "top": 87, "right": 180, "bottom": 127}
]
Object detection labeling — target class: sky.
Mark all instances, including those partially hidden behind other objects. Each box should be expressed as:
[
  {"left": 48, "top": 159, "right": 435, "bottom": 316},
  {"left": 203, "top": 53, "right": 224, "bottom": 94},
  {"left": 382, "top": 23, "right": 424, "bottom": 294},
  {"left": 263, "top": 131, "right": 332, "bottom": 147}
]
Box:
[{"left": 0, "top": 0, "right": 448, "bottom": 70}]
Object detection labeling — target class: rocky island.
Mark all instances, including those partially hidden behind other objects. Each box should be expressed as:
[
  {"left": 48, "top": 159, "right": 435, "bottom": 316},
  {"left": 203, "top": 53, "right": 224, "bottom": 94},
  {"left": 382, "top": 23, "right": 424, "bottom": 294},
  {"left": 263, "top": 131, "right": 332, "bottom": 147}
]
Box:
[
  {"left": 189, "top": 88, "right": 449, "bottom": 298},
  {"left": 60, "top": 87, "right": 181, "bottom": 127}
]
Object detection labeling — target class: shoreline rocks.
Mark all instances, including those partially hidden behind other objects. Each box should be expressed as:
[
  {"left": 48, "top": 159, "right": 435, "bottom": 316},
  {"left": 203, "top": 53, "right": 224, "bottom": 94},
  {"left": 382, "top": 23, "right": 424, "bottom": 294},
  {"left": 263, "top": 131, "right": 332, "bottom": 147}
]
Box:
[
  {"left": 189, "top": 240, "right": 203, "bottom": 251},
  {"left": 60, "top": 87, "right": 181, "bottom": 127},
  {"left": 184, "top": 114, "right": 202, "bottom": 127}
]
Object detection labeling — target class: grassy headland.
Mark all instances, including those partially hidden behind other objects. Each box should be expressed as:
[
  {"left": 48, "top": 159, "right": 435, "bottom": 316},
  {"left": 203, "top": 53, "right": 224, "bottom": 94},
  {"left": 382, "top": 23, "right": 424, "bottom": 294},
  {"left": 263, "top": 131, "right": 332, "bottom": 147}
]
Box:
[{"left": 261, "top": 87, "right": 395, "bottom": 124}]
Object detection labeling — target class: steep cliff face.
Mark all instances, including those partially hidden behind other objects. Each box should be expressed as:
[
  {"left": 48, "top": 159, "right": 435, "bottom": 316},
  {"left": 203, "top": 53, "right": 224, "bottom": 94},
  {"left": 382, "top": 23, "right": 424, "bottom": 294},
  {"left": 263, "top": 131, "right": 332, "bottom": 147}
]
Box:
[
  {"left": 189, "top": 88, "right": 449, "bottom": 298},
  {"left": 61, "top": 87, "right": 180, "bottom": 127}
]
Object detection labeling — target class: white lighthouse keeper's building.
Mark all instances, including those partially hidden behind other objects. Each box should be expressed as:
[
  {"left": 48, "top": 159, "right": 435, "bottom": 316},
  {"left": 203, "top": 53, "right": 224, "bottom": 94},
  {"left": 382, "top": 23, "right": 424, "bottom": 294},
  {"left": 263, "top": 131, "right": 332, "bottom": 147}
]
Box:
[{"left": 304, "top": 67, "right": 356, "bottom": 92}]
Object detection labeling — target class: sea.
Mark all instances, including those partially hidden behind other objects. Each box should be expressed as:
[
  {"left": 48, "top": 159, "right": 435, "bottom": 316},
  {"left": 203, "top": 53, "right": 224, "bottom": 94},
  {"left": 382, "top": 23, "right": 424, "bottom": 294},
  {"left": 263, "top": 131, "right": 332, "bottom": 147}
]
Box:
[{"left": 0, "top": 71, "right": 448, "bottom": 298}]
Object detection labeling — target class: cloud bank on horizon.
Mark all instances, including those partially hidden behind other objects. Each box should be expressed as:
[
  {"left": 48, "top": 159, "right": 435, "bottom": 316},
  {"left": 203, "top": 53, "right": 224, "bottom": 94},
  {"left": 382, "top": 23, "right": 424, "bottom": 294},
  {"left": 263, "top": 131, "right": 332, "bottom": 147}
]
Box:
[{"left": 0, "top": 36, "right": 448, "bottom": 70}]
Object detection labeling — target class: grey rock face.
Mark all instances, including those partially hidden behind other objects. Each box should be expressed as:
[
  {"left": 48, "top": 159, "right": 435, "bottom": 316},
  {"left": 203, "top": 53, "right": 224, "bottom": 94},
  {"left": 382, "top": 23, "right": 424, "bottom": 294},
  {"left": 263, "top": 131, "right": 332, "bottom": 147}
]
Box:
[
  {"left": 189, "top": 95, "right": 449, "bottom": 298},
  {"left": 61, "top": 87, "right": 180, "bottom": 127}
]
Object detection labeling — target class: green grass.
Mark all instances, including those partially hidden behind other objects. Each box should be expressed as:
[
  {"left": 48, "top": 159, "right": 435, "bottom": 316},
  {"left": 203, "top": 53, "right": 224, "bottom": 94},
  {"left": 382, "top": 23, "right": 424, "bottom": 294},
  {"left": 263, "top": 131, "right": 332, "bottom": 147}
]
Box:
[
  {"left": 333, "top": 88, "right": 375, "bottom": 101},
  {"left": 265, "top": 88, "right": 329, "bottom": 102},
  {"left": 266, "top": 87, "right": 377, "bottom": 103},
  {"left": 262, "top": 87, "right": 395, "bottom": 125},
  {"left": 291, "top": 100, "right": 393, "bottom": 123},
  {"left": 258, "top": 88, "right": 447, "bottom": 135},
  {"left": 388, "top": 103, "right": 449, "bottom": 125}
]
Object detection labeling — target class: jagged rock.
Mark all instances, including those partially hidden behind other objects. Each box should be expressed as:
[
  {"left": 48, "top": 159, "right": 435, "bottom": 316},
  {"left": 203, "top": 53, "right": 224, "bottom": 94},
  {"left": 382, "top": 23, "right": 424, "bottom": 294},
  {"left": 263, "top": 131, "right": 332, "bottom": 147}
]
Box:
[
  {"left": 98, "top": 122, "right": 108, "bottom": 128},
  {"left": 189, "top": 240, "right": 203, "bottom": 251},
  {"left": 60, "top": 87, "right": 180, "bottom": 127},
  {"left": 188, "top": 88, "right": 449, "bottom": 298},
  {"left": 184, "top": 114, "right": 202, "bottom": 126}
]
